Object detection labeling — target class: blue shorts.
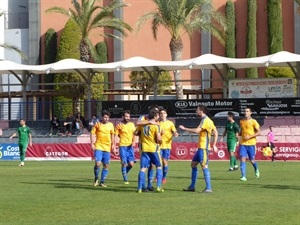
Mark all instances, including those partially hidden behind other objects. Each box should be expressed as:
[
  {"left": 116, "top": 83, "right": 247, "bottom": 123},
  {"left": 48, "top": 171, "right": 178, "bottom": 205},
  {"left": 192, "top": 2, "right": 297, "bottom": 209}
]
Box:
[
  {"left": 192, "top": 148, "right": 209, "bottom": 166},
  {"left": 94, "top": 150, "right": 110, "bottom": 164},
  {"left": 160, "top": 149, "right": 171, "bottom": 160},
  {"left": 239, "top": 145, "right": 256, "bottom": 160},
  {"left": 119, "top": 146, "right": 135, "bottom": 164},
  {"left": 140, "top": 152, "right": 162, "bottom": 168}
]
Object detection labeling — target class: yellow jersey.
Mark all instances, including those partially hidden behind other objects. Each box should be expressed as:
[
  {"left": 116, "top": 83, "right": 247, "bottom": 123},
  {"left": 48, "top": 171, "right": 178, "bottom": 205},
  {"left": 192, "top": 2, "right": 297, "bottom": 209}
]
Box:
[
  {"left": 240, "top": 118, "right": 260, "bottom": 145},
  {"left": 160, "top": 120, "right": 176, "bottom": 149},
  {"left": 91, "top": 122, "right": 114, "bottom": 152},
  {"left": 198, "top": 116, "right": 216, "bottom": 150},
  {"left": 140, "top": 124, "right": 160, "bottom": 153},
  {"left": 115, "top": 122, "right": 135, "bottom": 146}
]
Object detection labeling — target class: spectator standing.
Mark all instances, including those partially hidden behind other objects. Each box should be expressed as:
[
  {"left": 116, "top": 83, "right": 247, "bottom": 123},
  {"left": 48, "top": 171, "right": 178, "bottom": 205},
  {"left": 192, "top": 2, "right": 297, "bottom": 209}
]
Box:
[{"left": 267, "top": 126, "right": 276, "bottom": 162}]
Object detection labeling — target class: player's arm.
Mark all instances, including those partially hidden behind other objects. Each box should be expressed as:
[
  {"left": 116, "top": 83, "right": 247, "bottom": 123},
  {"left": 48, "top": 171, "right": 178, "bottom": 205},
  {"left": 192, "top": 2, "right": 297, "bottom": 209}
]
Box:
[
  {"left": 179, "top": 125, "right": 201, "bottom": 134},
  {"left": 156, "top": 126, "right": 162, "bottom": 145},
  {"left": 111, "top": 133, "right": 115, "bottom": 150},
  {"left": 90, "top": 127, "right": 96, "bottom": 150},
  {"left": 29, "top": 133, "right": 32, "bottom": 146},
  {"left": 9, "top": 132, "right": 17, "bottom": 139},
  {"left": 220, "top": 129, "right": 227, "bottom": 142},
  {"left": 211, "top": 126, "right": 218, "bottom": 152}
]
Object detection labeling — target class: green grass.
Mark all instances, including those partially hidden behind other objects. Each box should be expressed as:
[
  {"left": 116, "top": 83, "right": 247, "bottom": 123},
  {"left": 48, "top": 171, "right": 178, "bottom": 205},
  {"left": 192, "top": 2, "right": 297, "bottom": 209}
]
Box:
[{"left": 0, "top": 161, "right": 299, "bottom": 225}]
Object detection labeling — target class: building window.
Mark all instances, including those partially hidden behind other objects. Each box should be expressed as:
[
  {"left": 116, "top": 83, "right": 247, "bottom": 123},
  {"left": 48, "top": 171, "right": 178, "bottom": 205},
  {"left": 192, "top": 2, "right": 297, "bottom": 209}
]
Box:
[{"left": 4, "top": 12, "right": 29, "bottom": 29}]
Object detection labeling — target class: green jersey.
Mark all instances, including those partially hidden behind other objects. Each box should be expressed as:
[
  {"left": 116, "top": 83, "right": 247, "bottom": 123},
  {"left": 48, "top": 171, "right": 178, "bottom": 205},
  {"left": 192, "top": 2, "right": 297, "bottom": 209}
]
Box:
[
  {"left": 225, "top": 121, "right": 239, "bottom": 142},
  {"left": 17, "top": 126, "right": 31, "bottom": 143}
]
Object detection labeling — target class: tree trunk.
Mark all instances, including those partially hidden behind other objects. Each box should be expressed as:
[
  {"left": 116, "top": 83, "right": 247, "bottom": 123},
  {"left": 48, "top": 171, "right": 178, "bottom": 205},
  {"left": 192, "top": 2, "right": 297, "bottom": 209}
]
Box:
[
  {"left": 80, "top": 40, "right": 90, "bottom": 62},
  {"left": 170, "top": 37, "right": 184, "bottom": 99}
]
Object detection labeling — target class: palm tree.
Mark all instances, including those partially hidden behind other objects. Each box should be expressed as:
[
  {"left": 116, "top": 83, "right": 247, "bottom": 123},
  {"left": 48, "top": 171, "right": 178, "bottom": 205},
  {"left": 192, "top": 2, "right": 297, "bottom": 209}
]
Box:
[
  {"left": 137, "top": 0, "right": 227, "bottom": 99},
  {"left": 0, "top": 11, "right": 26, "bottom": 59},
  {"left": 296, "top": 0, "right": 300, "bottom": 13},
  {"left": 46, "top": 0, "right": 132, "bottom": 62}
]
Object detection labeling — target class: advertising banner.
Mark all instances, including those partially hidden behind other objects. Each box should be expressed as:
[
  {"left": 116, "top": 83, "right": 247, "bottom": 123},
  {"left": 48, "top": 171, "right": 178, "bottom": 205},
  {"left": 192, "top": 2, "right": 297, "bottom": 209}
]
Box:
[
  {"left": 1, "top": 142, "right": 299, "bottom": 161},
  {"left": 228, "top": 78, "right": 294, "bottom": 99},
  {"left": 102, "top": 98, "right": 300, "bottom": 117},
  {"left": 0, "top": 144, "right": 20, "bottom": 160}
]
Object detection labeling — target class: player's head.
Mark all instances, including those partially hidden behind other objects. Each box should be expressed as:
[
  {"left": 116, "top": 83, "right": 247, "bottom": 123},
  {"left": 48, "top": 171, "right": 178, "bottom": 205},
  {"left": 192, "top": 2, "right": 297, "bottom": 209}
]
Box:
[
  {"left": 244, "top": 107, "right": 252, "bottom": 119},
  {"left": 92, "top": 114, "right": 97, "bottom": 119},
  {"left": 53, "top": 115, "right": 58, "bottom": 119},
  {"left": 159, "top": 108, "right": 167, "bottom": 121},
  {"left": 196, "top": 105, "right": 207, "bottom": 117},
  {"left": 148, "top": 109, "right": 160, "bottom": 121},
  {"left": 269, "top": 126, "right": 273, "bottom": 131},
  {"left": 102, "top": 110, "right": 111, "bottom": 124},
  {"left": 19, "top": 119, "right": 26, "bottom": 125},
  {"left": 149, "top": 104, "right": 159, "bottom": 112},
  {"left": 122, "top": 110, "right": 131, "bottom": 123},
  {"left": 227, "top": 112, "right": 235, "bottom": 121}
]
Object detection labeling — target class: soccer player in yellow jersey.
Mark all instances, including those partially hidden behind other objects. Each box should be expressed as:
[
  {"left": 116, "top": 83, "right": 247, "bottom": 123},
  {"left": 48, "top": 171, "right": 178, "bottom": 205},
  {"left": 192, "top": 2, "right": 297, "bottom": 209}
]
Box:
[
  {"left": 179, "top": 105, "right": 218, "bottom": 193},
  {"left": 159, "top": 108, "right": 178, "bottom": 183},
  {"left": 239, "top": 107, "right": 261, "bottom": 181},
  {"left": 137, "top": 110, "right": 164, "bottom": 193},
  {"left": 90, "top": 110, "right": 115, "bottom": 187},
  {"left": 115, "top": 110, "right": 136, "bottom": 184},
  {"left": 136, "top": 105, "right": 159, "bottom": 191}
]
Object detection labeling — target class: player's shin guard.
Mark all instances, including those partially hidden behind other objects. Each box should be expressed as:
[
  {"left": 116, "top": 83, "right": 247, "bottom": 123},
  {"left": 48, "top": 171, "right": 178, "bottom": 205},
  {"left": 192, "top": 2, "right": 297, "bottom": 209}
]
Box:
[
  {"left": 240, "top": 161, "right": 246, "bottom": 177},
  {"left": 94, "top": 165, "right": 100, "bottom": 179},
  {"left": 138, "top": 171, "right": 145, "bottom": 190},
  {"left": 156, "top": 168, "right": 163, "bottom": 188},
  {"left": 100, "top": 168, "right": 108, "bottom": 183},
  {"left": 190, "top": 167, "right": 198, "bottom": 189},
  {"left": 126, "top": 165, "right": 132, "bottom": 173},
  {"left": 121, "top": 167, "right": 127, "bottom": 181},
  {"left": 203, "top": 168, "right": 212, "bottom": 190},
  {"left": 163, "top": 166, "right": 168, "bottom": 179}
]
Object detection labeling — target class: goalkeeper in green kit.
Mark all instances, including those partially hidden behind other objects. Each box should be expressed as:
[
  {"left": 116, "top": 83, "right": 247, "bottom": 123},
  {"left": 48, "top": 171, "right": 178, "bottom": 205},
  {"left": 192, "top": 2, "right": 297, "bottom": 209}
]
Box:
[
  {"left": 10, "top": 119, "right": 32, "bottom": 166},
  {"left": 220, "top": 112, "right": 239, "bottom": 171}
]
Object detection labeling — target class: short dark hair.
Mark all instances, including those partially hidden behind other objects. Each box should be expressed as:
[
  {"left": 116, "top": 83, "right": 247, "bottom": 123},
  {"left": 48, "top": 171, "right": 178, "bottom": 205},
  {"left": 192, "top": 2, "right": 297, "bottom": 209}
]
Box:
[
  {"left": 102, "top": 110, "right": 111, "bottom": 117},
  {"left": 20, "top": 118, "right": 26, "bottom": 122},
  {"left": 245, "top": 107, "right": 252, "bottom": 112},
  {"left": 159, "top": 108, "right": 167, "bottom": 113},
  {"left": 148, "top": 109, "right": 159, "bottom": 119},
  {"left": 122, "top": 110, "right": 131, "bottom": 116},
  {"left": 92, "top": 114, "right": 98, "bottom": 118},
  {"left": 228, "top": 112, "right": 234, "bottom": 118},
  {"left": 149, "top": 104, "right": 159, "bottom": 111},
  {"left": 197, "top": 105, "right": 207, "bottom": 114}
]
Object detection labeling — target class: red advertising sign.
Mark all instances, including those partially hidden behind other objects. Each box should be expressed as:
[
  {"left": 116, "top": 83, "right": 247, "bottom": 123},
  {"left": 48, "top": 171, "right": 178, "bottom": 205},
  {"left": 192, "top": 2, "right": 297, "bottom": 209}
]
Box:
[{"left": 22, "top": 142, "right": 300, "bottom": 161}]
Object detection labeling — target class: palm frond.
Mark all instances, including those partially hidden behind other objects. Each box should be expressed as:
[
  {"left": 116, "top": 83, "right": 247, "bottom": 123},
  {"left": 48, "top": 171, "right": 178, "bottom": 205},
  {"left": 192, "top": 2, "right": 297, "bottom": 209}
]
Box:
[
  {"left": 45, "top": 6, "right": 70, "bottom": 16},
  {"left": 0, "top": 43, "right": 27, "bottom": 60}
]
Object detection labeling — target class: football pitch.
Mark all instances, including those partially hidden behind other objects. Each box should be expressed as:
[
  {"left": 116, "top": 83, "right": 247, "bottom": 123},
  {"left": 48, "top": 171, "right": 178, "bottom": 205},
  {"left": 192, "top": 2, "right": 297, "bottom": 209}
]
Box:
[{"left": 0, "top": 161, "right": 299, "bottom": 225}]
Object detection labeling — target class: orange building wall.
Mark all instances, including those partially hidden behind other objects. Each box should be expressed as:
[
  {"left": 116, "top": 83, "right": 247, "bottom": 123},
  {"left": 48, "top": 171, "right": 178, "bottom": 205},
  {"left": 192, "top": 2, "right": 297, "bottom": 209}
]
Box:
[{"left": 39, "top": 0, "right": 297, "bottom": 98}]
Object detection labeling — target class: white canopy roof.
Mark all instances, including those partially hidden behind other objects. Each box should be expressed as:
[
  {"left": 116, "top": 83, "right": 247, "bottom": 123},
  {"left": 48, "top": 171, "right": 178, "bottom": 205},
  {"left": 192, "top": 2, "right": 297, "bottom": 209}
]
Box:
[{"left": 0, "top": 51, "right": 299, "bottom": 75}]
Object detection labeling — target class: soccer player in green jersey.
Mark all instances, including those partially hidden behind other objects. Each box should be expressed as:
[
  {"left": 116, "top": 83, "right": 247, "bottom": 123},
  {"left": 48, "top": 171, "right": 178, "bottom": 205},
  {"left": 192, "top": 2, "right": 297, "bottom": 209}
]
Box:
[
  {"left": 220, "top": 112, "right": 239, "bottom": 171},
  {"left": 10, "top": 119, "right": 32, "bottom": 166}
]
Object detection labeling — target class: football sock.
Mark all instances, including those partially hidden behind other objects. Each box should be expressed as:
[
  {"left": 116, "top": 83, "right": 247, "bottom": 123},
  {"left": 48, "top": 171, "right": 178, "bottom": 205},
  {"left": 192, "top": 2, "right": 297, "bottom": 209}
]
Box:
[
  {"left": 163, "top": 166, "right": 168, "bottom": 179},
  {"left": 147, "top": 167, "right": 154, "bottom": 188},
  {"left": 121, "top": 167, "right": 127, "bottom": 181},
  {"left": 94, "top": 165, "right": 99, "bottom": 179},
  {"left": 190, "top": 167, "right": 198, "bottom": 189},
  {"left": 252, "top": 161, "right": 258, "bottom": 171},
  {"left": 233, "top": 157, "right": 237, "bottom": 166},
  {"left": 20, "top": 150, "right": 25, "bottom": 162},
  {"left": 126, "top": 165, "right": 132, "bottom": 173},
  {"left": 156, "top": 168, "right": 163, "bottom": 188},
  {"left": 240, "top": 161, "right": 246, "bottom": 177},
  {"left": 138, "top": 171, "right": 145, "bottom": 190},
  {"left": 100, "top": 168, "right": 108, "bottom": 183},
  {"left": 230, "top": 155, "right": 235, "bottom": 168},
  {"left": 203, "top": 168, "right": 212, "bottom": 190}
]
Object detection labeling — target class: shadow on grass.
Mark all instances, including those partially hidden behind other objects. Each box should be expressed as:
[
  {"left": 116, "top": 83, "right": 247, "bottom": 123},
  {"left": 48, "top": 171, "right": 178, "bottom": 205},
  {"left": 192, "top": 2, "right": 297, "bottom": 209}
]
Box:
[
  {"left": 20, "top": 179, "right": 139, "bottom": 192},
  {"left": 244, "top": 183, "right": 300, "bottom": 191}
]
